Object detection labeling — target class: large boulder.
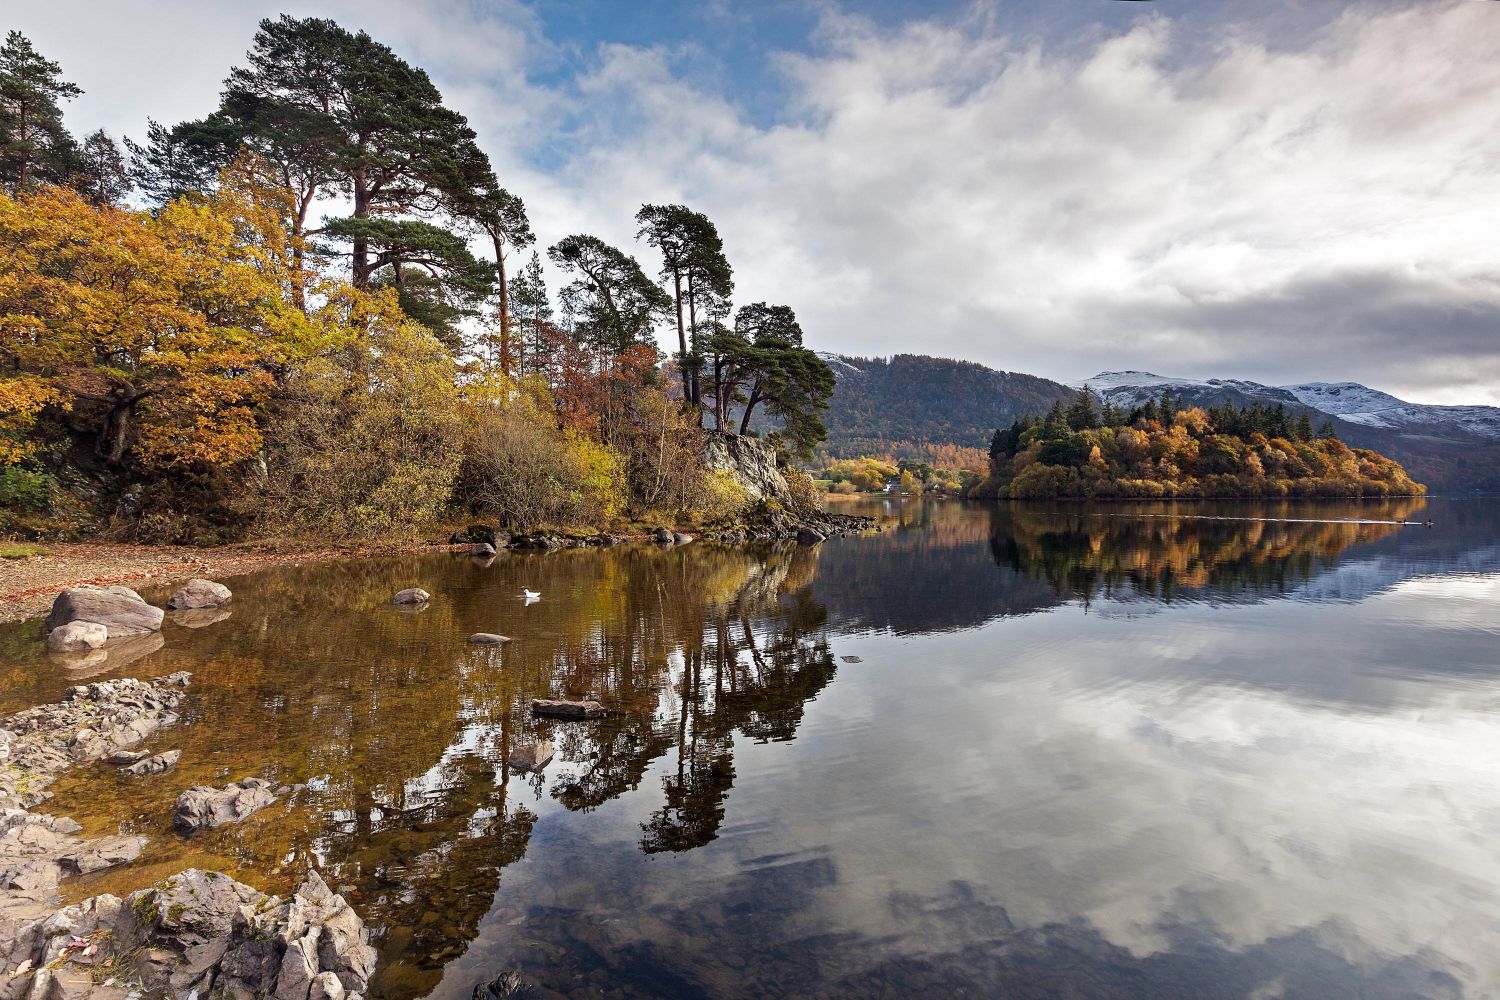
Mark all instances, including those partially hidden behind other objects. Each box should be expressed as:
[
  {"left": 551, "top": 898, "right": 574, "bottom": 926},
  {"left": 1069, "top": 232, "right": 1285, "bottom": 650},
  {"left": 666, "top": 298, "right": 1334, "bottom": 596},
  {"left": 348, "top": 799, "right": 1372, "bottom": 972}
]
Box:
[
  {"left": 391, "top": 588, "right": 430, "bottom": 605},
  {"left": 45, "top": 586, "right": 163, "bottom": 640},
  {"left": 165, "top": 578, "right": 231, "bottom": 610},
  {"left": 173, "top": 778, "right": 284, "bottom": 834}
]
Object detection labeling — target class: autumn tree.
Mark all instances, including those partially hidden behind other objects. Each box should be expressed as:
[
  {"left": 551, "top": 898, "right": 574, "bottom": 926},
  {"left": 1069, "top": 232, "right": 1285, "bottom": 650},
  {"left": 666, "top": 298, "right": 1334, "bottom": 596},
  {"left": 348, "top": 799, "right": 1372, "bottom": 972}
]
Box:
[
  {"left": 0, "top": 158, "right": 328, "bottom": 469},
  {"left": 0, "top": 31, "right": 81, "bottom": 192}
]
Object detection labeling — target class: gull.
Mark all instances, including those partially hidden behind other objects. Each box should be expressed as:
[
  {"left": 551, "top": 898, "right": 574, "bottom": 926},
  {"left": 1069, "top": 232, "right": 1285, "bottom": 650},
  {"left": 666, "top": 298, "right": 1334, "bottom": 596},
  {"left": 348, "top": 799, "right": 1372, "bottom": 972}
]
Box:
[{"left": 522, "top": 588, "right": 540, "bottom": 605}]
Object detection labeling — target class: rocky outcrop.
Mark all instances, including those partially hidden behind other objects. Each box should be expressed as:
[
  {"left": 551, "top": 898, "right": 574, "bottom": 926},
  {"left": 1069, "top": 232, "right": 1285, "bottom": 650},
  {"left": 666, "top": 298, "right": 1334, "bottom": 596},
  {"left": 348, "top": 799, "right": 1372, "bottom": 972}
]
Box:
[
  {"left": 0, "top": 869, "right": 376, "bottom": 1000},
  {"left": 44, "top": 585, "right": 164, "bottom": 641},
  {"left": 701, "top": 433, "right": 790, "bottom": 504},
  {"left": 173, "top": 778, "right": 289, "bottom": 833},
  {"left": 699, "top": 432, "right": 873, "bottom": 543},
  {"left": 165, "top": 578, "right": 232, "bottom": 610},
  {"left": 0, "top": 673, "right": 191, "bottom": 808}
]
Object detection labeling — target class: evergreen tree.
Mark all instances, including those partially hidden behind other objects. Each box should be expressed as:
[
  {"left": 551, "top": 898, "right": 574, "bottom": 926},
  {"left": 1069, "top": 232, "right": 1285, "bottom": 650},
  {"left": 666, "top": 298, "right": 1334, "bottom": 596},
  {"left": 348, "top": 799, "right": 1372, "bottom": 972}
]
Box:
[
  {"left": 71, "top": 129, "right": 130, "bottom": 206},
  {"left": 0, "top": 31, "right": 81, "bottom": 192},
  {"left": 1317, "top": 420, "right": 1338, "bottom": 440},
  {"left": 1295, "top": 411, "right": 1314, "bottom": 442},
  {"left": 548, "top": 234, "right": 671, "bottom": 356},
  {"left": 637, "top": 204, "right": 733, "bottom": 410},
  {"left": 1066, "top": 386, "right": 1100, "bottom": 430},
  {"left": 508, "top": 251, "right": 552, "bottom": 373}
]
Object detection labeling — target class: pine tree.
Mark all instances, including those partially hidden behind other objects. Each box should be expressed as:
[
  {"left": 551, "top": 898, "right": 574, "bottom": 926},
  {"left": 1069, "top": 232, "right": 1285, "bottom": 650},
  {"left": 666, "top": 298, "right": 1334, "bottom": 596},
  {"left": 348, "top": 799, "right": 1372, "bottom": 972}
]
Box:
[
  {"left": 71, "top": 129, "right": 130, "bottom": 206},
  {"left": 1295, "top": 411, "right": 1314, "bottom": 442},
  {"left": 0, "top": 32, "right": 81, "bottom": 192}
]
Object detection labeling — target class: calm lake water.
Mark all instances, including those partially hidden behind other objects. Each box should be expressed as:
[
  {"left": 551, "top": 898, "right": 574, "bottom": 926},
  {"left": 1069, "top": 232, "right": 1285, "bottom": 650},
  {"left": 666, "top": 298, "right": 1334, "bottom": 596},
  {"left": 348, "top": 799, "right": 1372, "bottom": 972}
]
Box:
[{"left": 3, "top": 496, "right": 1499, "bottom": 999}]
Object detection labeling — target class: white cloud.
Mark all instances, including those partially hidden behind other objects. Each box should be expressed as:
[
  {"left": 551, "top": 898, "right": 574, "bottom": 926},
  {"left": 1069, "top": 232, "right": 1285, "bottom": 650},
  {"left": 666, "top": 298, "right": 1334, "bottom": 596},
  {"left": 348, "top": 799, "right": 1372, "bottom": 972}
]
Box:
[{"left": 14, "top": 0, "right": 1500, "bottom": 402}]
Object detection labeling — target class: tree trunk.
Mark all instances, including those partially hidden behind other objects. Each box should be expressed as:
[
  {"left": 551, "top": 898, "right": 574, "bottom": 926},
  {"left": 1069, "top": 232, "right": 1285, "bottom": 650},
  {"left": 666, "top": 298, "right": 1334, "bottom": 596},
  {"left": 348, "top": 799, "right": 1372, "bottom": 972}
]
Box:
[
  {"left": 672, "top": 269, "right": 689, "bottom": 405},
  {"left": 351, "top": 163, "right": 370, "bottom": 288},
  {"left": 686, "top": 273, "right": 702, "bottom": 422},
  {"left": 739, "top": 382, "right": 762, "bottom": 436},
  {"left": 494, "top": 235, "right": 511, "bottom": 376}
]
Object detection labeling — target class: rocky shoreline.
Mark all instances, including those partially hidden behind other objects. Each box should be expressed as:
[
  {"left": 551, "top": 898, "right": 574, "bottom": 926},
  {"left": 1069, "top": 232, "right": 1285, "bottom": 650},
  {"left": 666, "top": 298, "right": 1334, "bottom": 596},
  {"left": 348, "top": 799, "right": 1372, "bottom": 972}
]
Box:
[{"left": 0, "top": 673, "right": 378, "bottom": 999}]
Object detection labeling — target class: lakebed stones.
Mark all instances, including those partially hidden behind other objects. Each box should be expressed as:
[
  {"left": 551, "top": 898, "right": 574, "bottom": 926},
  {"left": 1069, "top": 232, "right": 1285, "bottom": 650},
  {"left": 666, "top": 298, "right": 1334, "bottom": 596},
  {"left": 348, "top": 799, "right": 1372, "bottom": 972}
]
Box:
[
  {"left": 531, "top": 699, "right": 605, "bottom": 720},
  {"left": 468, "top": 633, "right": 510, "bottom": 645},
  {"left": 391, "top": 588, "right": 430, "bottom": 606},
  {"left": 44, "top": 621, "right": 106, "bottom": 653},
  {"left": 45, "top": 585, "right": 164, "bottom": 642},
  {"left": 172, "top": 777, "right": 288, "bottom": 834},
  {"left": 0, "top": 869, "right": 378, "bottom": 999},
  {"left": 59, "top": 834, "right": 147, "bottom": 875},
  {"left": 507, "top": 740, "right": 553, "bottom": 772},
  {"left": 164, "top": 578, "right": 232, "bottom": 611}
]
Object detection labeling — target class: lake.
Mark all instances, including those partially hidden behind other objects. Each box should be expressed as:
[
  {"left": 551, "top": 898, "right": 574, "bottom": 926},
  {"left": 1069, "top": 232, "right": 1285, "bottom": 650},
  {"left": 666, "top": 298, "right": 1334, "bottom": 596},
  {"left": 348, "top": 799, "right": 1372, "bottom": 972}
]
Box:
[{"left": 2, "top": 496, "right": 1498, "bottom": 999}]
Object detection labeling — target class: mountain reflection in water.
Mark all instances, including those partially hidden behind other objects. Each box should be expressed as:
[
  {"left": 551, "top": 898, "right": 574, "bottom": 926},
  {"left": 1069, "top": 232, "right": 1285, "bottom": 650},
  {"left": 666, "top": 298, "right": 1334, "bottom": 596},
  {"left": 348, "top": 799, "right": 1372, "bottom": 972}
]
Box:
[{"left": 2, "top": 496, "right": 1498, "bottom": 999}]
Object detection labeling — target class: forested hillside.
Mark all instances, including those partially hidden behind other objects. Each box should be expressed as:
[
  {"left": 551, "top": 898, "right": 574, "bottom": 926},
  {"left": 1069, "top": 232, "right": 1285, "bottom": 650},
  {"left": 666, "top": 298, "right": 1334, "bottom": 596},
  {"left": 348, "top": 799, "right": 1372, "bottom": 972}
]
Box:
[{"left": 820, "top": 354, "right": 1074, "bottom": 458}]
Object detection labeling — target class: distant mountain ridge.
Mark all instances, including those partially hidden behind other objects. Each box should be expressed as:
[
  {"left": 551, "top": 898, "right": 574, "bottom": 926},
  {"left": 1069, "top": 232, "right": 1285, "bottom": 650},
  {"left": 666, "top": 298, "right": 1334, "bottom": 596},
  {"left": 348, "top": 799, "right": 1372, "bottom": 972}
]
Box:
[
  {"left": 818, "top": 353, "right": 1074, "bottom": 458},
  {"left": 815, "top": 353, "right": 1500, "bottom": 491},
  {"left": 1076, "top": 371, "right": 1500, "bottom": 440}
]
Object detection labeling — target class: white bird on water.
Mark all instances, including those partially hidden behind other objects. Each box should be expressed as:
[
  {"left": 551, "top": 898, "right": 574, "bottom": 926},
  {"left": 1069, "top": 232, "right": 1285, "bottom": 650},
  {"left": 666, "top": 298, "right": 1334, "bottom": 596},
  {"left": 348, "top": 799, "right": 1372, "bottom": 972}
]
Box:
[{"left": 522, "top": 588, "right": 540, "bottom": 605}]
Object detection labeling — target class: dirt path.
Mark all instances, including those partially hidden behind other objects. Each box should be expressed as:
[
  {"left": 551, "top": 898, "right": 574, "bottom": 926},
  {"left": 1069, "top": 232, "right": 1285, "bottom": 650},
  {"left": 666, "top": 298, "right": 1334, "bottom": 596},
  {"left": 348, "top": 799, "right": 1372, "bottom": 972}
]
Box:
[{"left": 0, "top": 541, "right": 453, "bottom": 625}]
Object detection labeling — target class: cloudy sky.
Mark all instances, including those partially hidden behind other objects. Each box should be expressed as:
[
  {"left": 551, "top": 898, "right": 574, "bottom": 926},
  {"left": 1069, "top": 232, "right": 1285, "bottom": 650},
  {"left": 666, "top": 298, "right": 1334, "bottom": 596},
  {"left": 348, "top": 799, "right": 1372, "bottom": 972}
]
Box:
[{"left": 14, "top": 0, "right": 1500, "bottom": 403}]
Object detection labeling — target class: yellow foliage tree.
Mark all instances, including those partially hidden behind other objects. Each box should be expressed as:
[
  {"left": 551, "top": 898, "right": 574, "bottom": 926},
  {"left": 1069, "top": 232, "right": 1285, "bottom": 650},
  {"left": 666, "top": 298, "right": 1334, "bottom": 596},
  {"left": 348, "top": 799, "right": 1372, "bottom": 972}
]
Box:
[{"left": 0, "top": 159, "right": 330, "bottom": 469}]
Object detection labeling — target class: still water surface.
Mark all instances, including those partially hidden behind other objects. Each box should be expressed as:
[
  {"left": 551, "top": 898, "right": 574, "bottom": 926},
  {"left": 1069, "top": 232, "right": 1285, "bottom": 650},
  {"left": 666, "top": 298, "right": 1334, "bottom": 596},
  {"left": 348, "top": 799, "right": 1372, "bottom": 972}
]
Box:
[{"left": 2, "top": 497, "right": 1498, "bottom": 999}]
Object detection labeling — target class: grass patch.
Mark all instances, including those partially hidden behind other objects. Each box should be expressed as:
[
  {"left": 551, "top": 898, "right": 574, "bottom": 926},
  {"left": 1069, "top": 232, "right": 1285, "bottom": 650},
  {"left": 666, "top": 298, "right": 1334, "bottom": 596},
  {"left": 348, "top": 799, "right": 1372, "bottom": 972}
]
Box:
[{"left": 0, "top": 542, "right": 47, "bottom": 559}]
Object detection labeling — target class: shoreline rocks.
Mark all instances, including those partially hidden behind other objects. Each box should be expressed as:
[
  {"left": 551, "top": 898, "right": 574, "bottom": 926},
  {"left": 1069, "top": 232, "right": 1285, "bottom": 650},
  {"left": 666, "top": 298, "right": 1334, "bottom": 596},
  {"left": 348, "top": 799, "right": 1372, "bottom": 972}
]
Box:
[
  {"left": 3, "top": 869, "right": 376, "bottom": 1000},
  {"left": 44, "top": 585, "right": 164, "bottom": 643},
  {"left": 165, "top": 578, "right": 232, "bottom": 610}
]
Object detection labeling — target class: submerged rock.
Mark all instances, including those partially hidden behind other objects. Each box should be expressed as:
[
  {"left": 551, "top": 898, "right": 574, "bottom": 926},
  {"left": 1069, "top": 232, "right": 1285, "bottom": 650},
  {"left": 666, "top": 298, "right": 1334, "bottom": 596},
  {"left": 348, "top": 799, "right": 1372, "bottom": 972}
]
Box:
[
  {"left": 468, "top": 633, "right": 510, "bottom": 645},
  {"left": 45, "top": 585, "right": 164, "bottom": 640},
  {"left": 123, "top": 749, "right": 181, "bottom": 775},
  {"left": 508, "top": 740, "right": 553, "bottom": 772},
  {"left": 45, "top": 621, "right": 107, "bottom": 653},
  {"left": 531, "top": 699, "right": 605, "bottom": 720},
  {"left": 391, "top": 588, "right": 430, "bottom": 605},
  {"left": 165, "top": 578, "right": 232, "bottom": 610},
  {"left": 173, "top": 778, "right": 285, "bottom": 833},
  {"left": 59, "top": 834, "right": 146, "bottom": 875}
]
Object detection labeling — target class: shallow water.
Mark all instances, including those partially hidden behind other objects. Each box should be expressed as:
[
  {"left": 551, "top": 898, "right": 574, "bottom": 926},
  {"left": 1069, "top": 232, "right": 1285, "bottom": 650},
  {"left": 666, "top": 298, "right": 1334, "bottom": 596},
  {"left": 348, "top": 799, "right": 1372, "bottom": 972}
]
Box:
[{"left": 4, "top": 496, "right": 1500, "bottom": 999}]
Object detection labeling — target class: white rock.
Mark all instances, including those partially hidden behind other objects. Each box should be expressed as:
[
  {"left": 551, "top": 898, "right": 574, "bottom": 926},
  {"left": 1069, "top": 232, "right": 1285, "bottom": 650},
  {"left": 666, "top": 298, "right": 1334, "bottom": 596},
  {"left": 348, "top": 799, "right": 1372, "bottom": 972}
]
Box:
[{"left": 46, "top": 622, "right": 107, "bottom": 653}]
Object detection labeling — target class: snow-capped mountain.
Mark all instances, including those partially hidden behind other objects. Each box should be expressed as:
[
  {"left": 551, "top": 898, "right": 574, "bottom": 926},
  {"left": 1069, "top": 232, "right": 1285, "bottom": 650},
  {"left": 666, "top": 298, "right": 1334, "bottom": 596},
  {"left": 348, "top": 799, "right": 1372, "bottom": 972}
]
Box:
[{"left": 1073, "top": 372, "right": 1500, "bottom": 441}]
